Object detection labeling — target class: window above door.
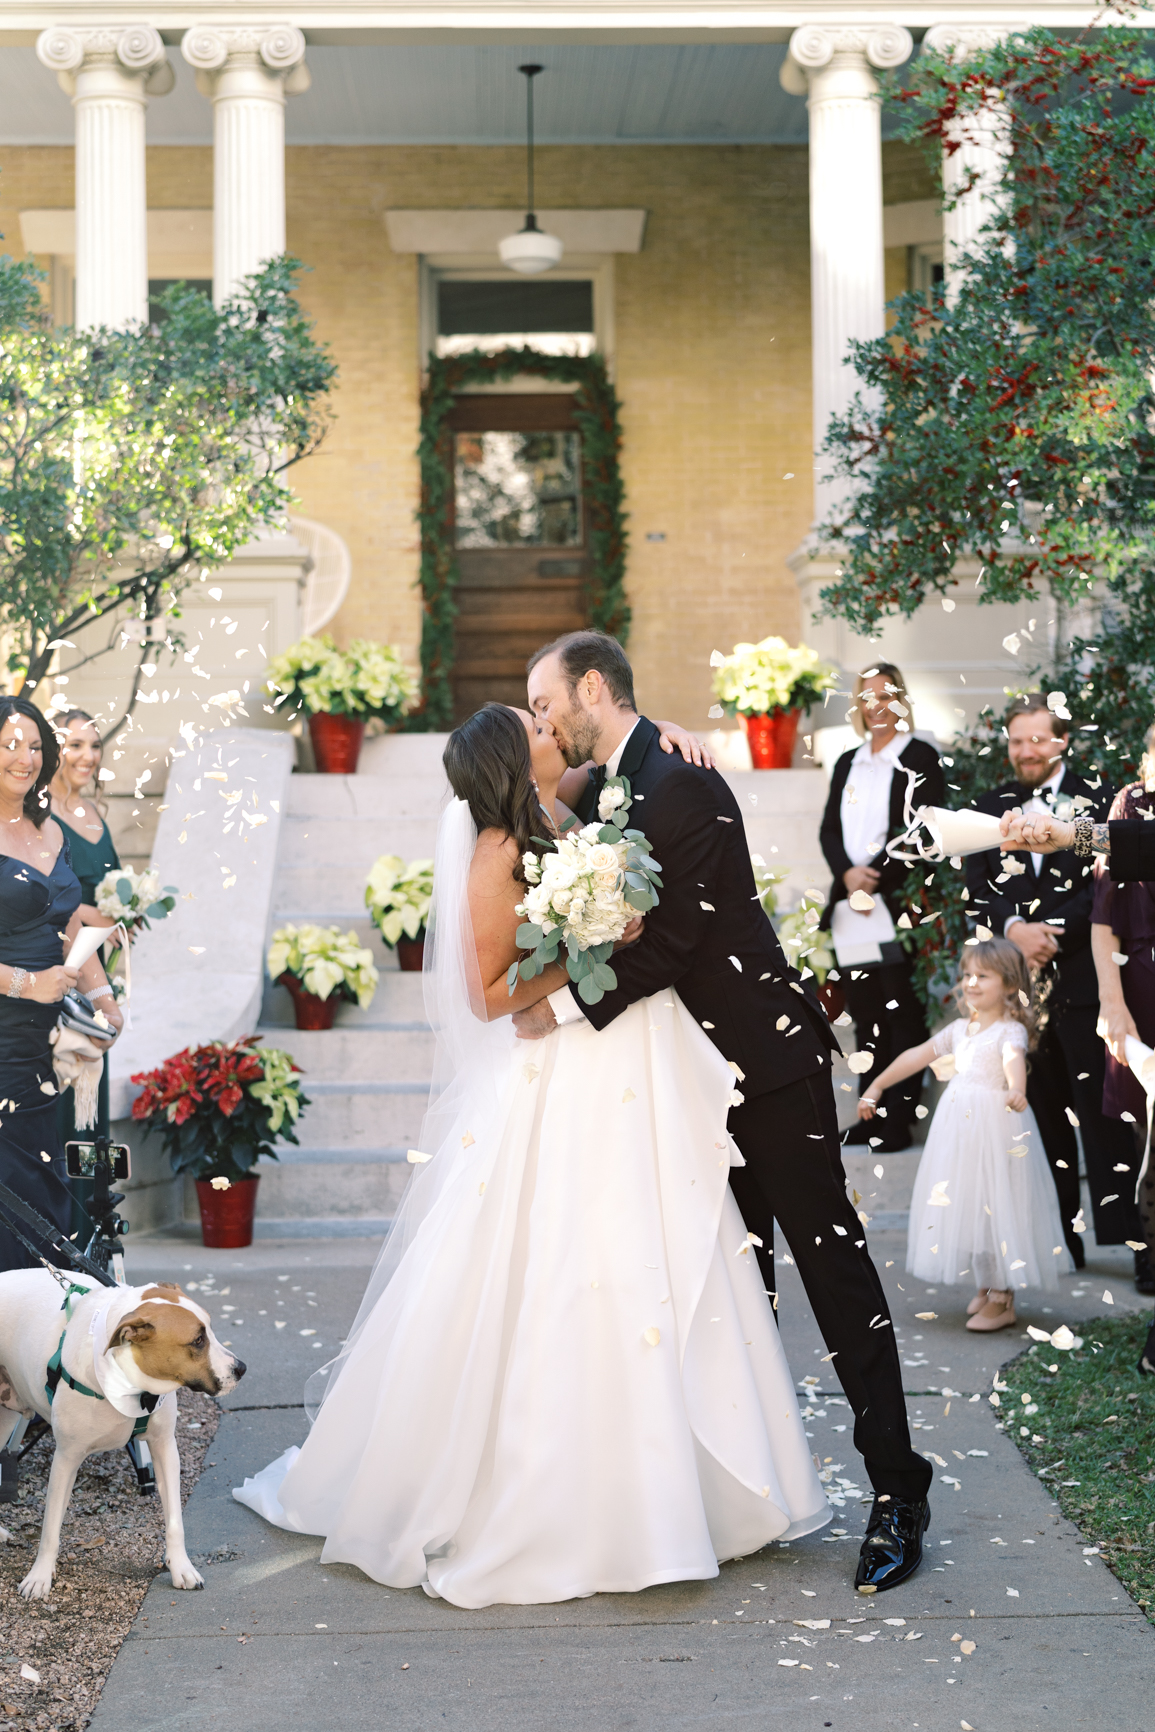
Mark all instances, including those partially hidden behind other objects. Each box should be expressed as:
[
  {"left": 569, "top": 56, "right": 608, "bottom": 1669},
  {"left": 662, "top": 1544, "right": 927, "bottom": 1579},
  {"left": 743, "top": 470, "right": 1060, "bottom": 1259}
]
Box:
[{"left": 420, "top": 257, "right": 614, "bottom": 375}]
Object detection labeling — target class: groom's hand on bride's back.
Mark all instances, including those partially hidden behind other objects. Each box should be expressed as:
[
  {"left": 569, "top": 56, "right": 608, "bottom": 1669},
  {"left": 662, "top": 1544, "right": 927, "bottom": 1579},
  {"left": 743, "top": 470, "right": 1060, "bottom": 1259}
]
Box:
[
  {"left": 614, "top": 916, "right": 645, "bottom": 950},
  {"left": 513, "top": 1000, "right": 559, "bottom": 1041}
]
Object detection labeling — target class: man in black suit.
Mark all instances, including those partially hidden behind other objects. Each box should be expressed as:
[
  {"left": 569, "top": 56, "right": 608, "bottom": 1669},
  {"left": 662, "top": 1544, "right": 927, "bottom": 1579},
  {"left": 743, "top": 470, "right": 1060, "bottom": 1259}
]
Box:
[
  {"left": 513, "top": 630, "right": 933, "bottom": 1594},
  {"left": 967, "top": 694, "right": 1145, "bottom": 1275}
]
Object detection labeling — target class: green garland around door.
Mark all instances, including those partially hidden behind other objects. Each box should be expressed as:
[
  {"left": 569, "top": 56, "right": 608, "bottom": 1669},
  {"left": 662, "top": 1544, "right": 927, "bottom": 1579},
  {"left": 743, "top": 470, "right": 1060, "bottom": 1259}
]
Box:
[{"left": 412, "top": 347, "right": 630, "bottom": 730}]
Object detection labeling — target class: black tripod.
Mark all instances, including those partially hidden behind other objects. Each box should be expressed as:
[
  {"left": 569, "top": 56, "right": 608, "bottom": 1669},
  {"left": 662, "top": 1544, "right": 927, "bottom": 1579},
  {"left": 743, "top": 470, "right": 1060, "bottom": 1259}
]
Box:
[{"left": 0, "top": 1143, "right": 156, "bottom": 1497}]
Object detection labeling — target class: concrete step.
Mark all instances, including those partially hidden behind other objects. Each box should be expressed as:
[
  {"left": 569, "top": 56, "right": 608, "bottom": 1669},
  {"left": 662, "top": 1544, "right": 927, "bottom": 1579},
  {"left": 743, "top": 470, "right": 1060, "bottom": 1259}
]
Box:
[
  {"left": 286, "top": 1085, "right": 428, "bottom": 1149},
  {"left": 258, "top": 1025, "right": 436, "bottom": 1083},
  {"left": 272, "top": 828, "right": 441, "bottom": 917},
  {"left": 254, "top": 1154, "right": 410, "bottom": 1222},
  {"left": 288, "top": 773, "right": 447, "bottom": 821}
]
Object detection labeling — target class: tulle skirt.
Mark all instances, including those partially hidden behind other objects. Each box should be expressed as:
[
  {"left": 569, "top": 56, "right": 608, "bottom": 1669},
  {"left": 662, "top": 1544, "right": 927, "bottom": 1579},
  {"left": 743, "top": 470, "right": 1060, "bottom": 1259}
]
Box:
[
  {"left": 906, "top": 1079, "right": 1073, "bottom": 1290},
  {"left": 234, "top": 992, "right": 831, "bottom": 1606}
]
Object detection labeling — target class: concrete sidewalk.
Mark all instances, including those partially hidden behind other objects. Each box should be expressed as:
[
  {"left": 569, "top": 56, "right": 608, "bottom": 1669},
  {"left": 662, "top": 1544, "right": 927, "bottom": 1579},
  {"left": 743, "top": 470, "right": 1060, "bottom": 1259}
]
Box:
[{"left": 75, "top": 1223, "right": 1155, "bottom": 1730}]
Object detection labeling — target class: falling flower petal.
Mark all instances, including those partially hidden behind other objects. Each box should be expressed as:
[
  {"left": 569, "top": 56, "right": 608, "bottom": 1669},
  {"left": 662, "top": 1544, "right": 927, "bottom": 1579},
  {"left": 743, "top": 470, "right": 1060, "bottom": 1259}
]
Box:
[
  {"left": 643, "top": 1326, "right": 661, "bottom": 1347},
  {"left": 847, "top": 1052, "right": 874, "bottom": 1074}
]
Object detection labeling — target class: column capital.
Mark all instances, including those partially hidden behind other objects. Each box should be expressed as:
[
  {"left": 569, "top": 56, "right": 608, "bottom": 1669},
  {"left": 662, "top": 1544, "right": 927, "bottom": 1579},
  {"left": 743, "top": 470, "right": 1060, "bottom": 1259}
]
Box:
[
  {"left": 922, "top": 24, "right": 1030, "bottom": 59},
  {"left": 781, "top": 24, "right": 913, "bottom": 94},
  {"left": 181, "top": 24, "right": 310, "bottom": 96},
  {"left": 37, "top": 24, "right": 172, "bottom": 96}
]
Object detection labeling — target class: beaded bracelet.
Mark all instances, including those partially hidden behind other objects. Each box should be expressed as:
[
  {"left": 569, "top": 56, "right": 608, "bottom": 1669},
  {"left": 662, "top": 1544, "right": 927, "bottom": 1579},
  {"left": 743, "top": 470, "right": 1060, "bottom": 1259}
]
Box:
[{"left": 6, "top": 967, "right": 27, "bottom": 999}]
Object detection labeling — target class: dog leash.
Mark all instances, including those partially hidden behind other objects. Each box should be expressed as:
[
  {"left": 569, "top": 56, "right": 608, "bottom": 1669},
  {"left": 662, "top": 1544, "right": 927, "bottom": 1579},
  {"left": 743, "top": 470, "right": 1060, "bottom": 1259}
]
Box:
[
  {"left": 43, "top": 1282, "right": 157, "bottom": 1437},
  {"left": 0, "top": 1175, "right": 113, "bottom": 1291}
]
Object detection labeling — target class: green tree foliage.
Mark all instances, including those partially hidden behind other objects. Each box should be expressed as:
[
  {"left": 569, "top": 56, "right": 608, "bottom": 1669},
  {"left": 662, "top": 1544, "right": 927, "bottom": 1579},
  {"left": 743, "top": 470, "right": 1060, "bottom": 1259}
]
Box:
[
  {"left": 819, "top": 26, "right": 1155, "bottom": 634},
  {"left": 0, "top": 255, "right": 335, "bottom": 722}
]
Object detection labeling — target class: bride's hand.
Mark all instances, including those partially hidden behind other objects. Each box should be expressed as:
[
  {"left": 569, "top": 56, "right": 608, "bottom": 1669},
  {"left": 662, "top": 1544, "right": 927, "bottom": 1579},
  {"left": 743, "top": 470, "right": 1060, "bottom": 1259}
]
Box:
[
  {"left": 654, "top": 720, "right": 715, "bottom": 771},
  {"left": 614, "top": 916, "right": 645, "bottom": 950},
  {"left": 856, "top": 1094, "right": 878, "bottom": 1121}
]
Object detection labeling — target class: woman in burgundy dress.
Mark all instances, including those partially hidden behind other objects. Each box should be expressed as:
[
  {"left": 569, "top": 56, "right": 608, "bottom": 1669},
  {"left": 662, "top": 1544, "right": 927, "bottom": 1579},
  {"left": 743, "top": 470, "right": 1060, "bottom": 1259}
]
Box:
[{"left": 1091, "top": 767, "right": 1155, "bottom": 1373}]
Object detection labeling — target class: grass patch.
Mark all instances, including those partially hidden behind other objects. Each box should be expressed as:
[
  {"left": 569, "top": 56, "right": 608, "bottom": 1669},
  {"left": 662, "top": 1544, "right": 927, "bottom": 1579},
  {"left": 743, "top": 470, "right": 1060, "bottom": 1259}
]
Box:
[{"left": 1001, "top": 1311, "right": 1155, "bottom": 1622}]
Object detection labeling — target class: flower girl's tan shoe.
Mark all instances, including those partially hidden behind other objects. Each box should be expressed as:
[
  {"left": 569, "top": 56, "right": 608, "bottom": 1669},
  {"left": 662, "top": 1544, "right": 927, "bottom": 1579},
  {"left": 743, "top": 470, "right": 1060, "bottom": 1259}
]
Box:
[
  {"left": 966, "top": 1290, "right": 1016, "bottom": 1332},
  {"left": 966, "top": 1289, "right": 989, "bottom": 1316}
]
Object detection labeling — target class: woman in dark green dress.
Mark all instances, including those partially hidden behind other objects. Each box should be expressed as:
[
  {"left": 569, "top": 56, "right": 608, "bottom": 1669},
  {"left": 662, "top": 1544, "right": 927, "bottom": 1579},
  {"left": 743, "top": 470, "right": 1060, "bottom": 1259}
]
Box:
[{"left": 49, "top": 711, "right": 121, "bottom": 1186}]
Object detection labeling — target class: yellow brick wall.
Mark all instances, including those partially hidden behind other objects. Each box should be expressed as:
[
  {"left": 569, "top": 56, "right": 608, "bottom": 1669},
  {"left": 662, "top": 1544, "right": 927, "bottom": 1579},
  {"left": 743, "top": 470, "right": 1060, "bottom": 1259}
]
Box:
[{"left": 0, "top": 137, "right": 939, "bottom": 727}]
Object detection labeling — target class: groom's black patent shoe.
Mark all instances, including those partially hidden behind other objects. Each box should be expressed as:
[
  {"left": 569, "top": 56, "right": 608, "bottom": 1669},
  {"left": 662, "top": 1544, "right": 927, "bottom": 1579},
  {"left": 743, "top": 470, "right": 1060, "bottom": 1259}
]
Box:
[{"left": 854, "top": 1495, "right": 930, "bottom": 1594}]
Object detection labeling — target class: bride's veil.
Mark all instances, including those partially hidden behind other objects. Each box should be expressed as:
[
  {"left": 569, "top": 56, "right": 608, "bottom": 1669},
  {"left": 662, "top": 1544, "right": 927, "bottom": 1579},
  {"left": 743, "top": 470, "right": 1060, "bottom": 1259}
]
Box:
[{"left": 304, "top": 795, "right": 509, "bottom": 1418}]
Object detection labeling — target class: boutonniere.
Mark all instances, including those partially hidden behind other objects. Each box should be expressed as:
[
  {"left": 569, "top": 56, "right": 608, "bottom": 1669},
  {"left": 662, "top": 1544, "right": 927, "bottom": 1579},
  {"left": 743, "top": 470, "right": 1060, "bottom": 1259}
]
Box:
[{"left": 597, "top": 774, "right": 634, "bottom": 827}]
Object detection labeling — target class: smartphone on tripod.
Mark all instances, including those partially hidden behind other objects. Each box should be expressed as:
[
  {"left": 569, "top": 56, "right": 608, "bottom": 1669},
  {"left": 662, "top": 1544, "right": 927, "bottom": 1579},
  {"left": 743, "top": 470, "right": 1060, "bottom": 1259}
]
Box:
[
  {"left": 63, "top": 1138, "right": 155, "bottom": 1494},
  {"left": 65, "top": 1141, "right": 131, "bottom": 1182}
]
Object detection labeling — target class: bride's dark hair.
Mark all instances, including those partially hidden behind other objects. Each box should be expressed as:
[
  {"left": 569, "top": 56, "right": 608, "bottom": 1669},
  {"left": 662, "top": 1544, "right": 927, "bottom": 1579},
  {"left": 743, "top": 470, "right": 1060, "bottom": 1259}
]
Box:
[{"left": 443, "top": 704, "right": 553, "bottom": 883}]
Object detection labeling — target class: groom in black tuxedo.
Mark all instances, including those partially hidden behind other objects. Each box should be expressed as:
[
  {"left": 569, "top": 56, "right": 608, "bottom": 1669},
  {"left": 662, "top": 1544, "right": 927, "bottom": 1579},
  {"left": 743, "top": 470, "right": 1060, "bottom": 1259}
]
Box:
[{"left": 513, "top": 631, "right": 933, "bottom": 1592}]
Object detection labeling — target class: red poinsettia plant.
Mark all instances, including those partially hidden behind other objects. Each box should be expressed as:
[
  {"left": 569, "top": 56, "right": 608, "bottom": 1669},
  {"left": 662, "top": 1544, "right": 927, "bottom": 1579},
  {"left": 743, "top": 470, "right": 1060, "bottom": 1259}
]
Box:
[{"left": 131, "top": 1036, "right": 309, "bottom": 1183}]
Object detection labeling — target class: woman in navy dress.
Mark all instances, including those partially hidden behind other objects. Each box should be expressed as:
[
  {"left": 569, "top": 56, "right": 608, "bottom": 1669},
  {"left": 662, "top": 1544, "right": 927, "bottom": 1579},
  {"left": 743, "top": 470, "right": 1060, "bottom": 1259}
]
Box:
[{"left": 0, "top": 695, "right": 123, "bottom": 1271}]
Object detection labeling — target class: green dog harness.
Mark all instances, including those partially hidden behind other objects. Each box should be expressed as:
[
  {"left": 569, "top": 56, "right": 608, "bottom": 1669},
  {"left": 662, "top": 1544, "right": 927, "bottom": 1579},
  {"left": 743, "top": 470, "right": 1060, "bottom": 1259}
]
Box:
[{"left": 44, "top": 1282, "right": 156, "bottom": 1438}]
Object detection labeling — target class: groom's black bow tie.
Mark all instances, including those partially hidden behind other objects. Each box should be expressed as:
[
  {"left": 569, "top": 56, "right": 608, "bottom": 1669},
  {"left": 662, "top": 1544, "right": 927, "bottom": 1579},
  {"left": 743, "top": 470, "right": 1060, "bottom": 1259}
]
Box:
[{"left": 592, "top": 763, "right": 608, "bottom": 794}]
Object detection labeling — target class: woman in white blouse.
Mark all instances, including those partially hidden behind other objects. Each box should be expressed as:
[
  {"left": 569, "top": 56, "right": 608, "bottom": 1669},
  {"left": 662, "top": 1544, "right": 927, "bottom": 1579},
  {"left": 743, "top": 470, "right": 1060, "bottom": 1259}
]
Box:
[{"left": 819, "top": 663, "right": 945, "bottom": 1152}]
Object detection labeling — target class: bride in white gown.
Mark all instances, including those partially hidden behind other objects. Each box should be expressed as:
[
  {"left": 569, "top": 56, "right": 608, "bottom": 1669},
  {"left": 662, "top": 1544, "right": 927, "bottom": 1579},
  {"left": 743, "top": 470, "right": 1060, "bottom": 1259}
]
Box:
[{"left": 235, "top": 704, "right": 830, "bottom": 1606}]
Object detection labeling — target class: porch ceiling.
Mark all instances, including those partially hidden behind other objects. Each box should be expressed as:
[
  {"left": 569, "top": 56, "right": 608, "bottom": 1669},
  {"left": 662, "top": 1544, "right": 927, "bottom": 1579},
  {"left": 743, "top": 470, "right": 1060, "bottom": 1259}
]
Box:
[{"left": 0, "top": 40, "right": 858, "bottom": 146}]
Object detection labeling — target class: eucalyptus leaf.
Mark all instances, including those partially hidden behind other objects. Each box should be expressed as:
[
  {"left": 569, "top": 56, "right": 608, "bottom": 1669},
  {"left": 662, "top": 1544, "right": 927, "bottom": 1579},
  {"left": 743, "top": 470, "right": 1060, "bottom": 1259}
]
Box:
[
  {"left": 144, "top": 901, "right": 170, "bottom": 920},
  {"left": 597, "top": 825, "right": 623, "bottom": 844},
  {"left": 519, "top": 957, "right": 540, "bottom": 980},
  {"left": 116, "top": 877, "right": 133, "bottom": 903},
  {"left": 591, "top": 960, "right": 617, "bottom": 992},
  {"left": 577, "top": 972, "right": 604, "bottom": 1005}
]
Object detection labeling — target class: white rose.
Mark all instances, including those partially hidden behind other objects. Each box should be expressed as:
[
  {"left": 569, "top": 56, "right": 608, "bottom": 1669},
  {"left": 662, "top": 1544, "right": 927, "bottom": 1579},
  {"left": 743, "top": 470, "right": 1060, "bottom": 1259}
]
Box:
[
  {"left": 597, "top": 785, "right": 626, "bottom": 819},
  {"left": 585, "top": 843, "right": 620, "bottom": 874},
  {"left": 579, "top": 823, "right": 603, "bottom": 844},
  {"left": 552, "top": 889, "right": 572, "bottom": 914},
  {"left": 594, "top": 869, "right": 620, "bottom": 891}
]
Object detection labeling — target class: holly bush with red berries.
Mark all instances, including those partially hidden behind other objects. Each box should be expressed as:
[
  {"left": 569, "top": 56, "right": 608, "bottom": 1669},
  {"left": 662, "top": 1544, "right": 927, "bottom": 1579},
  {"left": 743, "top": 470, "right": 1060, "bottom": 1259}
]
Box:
[{"left": 820, "top": 24, "right": 1155, "bottom": 633}]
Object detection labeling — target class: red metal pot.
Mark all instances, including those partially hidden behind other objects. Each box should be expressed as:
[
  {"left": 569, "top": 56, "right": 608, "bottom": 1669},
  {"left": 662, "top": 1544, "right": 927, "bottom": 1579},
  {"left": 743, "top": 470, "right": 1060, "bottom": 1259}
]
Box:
[
  {"left": 397, "top": 935, "right": 426, "bottom": 973},
  {"left": 278, "top": 971, "right": 340, "bottom": 1029},
  {"left": 741, "top": 708, "right": 801, "bottom": 770},
  {"left": 308, "top": 711, "right": 365, "bottom": 774},
  {"left": 195, "top": 1175, "right": 260, "bottom": 1249}
]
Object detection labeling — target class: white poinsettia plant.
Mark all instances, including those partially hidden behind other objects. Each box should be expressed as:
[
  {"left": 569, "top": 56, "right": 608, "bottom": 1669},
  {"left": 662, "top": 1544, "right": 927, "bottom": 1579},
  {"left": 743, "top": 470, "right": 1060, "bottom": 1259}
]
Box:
[
  {"left": 712, "top": 636, "right": 838, "bottom": 718},
  {"left": 95, "top": 865, "right": 178, "bottom": 934},
  {"left": 266, "top": 634, "right": 416, "bottom": 723},
  {"left": 775, "top": 890, "right": 836, "bottom": 985},
  {"left": 267, "top": 922, "right": 379, "bottom": 1009},
  {"left": 365, "top": 854, "right": 434, "bottom": 947},
  {"left": 511, "top": 790, "right": 663, "bottom": 1005}
]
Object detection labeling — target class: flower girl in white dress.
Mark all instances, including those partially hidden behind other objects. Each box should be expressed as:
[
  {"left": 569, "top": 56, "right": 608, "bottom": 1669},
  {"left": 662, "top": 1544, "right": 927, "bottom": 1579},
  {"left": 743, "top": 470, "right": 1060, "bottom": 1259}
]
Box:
[{"left": 857, "top": 937, "right": 1072, "bottom": 1332}]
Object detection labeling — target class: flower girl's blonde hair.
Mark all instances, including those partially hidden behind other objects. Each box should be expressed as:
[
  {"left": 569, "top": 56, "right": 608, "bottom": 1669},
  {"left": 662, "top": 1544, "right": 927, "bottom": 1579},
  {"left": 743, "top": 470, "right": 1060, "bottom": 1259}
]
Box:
[{"left": 956, "top": 937, "right": 1036, "bottom": 1045}]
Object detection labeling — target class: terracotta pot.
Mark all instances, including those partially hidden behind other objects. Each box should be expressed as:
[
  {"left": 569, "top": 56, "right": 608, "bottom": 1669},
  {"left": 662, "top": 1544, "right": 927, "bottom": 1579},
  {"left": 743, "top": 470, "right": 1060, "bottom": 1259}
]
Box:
[
  {"left": 817, "top": 980, "right": 846, "bottom": 1022},
  {"left": 195, "top": 1175, "right": 259, "bottom": 1249},
  {"left": 740, "top": 708, "right": 801, "bottom": 770},
  {"left": 308, "top": 711, "right": 365, "bottom": 774},
  {"left": 278, "top": 971, "right": 340, "bottom": 1030},
  {"left": 397, "top": 935, "right": 426, "bottom": 973}
]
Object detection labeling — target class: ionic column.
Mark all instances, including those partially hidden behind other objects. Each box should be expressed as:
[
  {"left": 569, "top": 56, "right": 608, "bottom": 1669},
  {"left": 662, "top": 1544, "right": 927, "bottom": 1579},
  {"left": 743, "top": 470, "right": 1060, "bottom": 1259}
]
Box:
[
  {"left": 181, "top": 25, "right": 310, "bottom": 306},
  {"left": 922, "top": 26, "right": 1025, "bottom": 299},
  {"left": 36, "top": 26, "right": 173, "bottom": 329},
  {"left": 781, "top": 25, "right": 913, "bottom": 525}
]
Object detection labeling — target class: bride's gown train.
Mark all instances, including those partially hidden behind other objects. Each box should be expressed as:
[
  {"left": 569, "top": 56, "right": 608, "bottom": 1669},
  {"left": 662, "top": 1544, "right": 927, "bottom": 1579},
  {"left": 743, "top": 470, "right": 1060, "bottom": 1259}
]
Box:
[{"left": 235, "top": 808, "right": 830, "bottom": 1607}]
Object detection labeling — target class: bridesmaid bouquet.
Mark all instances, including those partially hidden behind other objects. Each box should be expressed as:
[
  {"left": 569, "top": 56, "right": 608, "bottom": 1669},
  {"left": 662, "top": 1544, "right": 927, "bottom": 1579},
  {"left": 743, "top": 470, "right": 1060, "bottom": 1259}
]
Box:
[
  {"left": 509, "top": 817, "right": 662, "bottom": 1005},
  {"left": 95, "top": 865, "right": 178, "bottom": 935}
]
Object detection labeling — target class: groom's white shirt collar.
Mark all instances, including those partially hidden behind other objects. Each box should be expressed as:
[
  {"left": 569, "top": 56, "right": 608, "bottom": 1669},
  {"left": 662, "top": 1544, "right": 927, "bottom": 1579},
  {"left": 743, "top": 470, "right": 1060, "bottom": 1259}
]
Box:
[
  {"left": 603, "top": 717, "right": 641, "bottom": 779},
  {"left": 549, "top": 717, "right": 641, "bottom": 1030}
]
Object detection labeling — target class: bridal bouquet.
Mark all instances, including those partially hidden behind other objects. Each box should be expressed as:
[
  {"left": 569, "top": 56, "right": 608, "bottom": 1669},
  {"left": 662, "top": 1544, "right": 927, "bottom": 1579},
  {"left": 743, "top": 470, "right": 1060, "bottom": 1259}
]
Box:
[{"left": 509, "top": 811, "right": 662, "bottom": 1006}]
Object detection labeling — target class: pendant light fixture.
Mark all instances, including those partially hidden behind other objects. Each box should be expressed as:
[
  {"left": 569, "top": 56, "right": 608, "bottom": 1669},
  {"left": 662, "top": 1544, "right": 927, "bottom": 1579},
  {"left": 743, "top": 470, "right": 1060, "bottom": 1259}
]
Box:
[{"left": 498, "top": 64, "right": 563, "bottom": 275}]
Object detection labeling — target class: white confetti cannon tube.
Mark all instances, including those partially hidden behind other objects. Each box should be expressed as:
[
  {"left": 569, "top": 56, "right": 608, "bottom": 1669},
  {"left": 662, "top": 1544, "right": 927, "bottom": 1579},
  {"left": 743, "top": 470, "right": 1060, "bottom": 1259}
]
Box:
[{"left": 887, "top": 804, "right": 1005, "bottom": 865}]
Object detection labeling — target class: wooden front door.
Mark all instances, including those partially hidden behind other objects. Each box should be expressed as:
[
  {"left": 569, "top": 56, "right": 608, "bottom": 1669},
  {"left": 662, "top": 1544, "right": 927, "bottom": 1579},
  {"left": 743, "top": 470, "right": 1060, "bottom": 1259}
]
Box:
[{"left": 449, "top": 394, "right": 589, "bottom": 725}]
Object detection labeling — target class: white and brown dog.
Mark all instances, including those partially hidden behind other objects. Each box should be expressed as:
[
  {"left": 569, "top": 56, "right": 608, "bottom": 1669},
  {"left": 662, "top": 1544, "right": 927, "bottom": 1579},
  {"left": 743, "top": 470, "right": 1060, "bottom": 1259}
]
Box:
[{"left": 0, "top": 1269, "right": 245, "bottom": 1600}]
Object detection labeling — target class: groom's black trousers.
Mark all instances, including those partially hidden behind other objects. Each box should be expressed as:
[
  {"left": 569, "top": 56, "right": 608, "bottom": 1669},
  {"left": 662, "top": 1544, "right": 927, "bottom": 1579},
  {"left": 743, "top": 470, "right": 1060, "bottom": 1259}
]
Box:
[{"left": 727, "top": 1071, "right": 933, "bottom": 1503}]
